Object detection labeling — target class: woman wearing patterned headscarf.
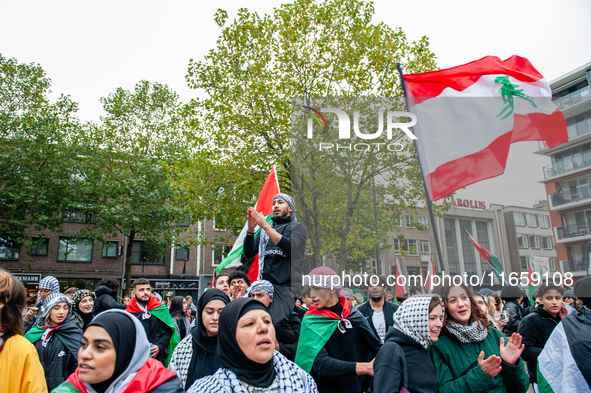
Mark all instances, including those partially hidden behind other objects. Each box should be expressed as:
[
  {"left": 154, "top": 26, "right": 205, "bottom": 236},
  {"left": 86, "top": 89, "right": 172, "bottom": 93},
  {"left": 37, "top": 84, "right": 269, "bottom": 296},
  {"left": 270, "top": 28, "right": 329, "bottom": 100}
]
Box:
[
  {"left": 429, "top": 284, "right": 529, "bottom": 393},
  {"left": 186, "top": 297, "right": 318, "bottom": 393},
  {"left": 71, "top": 290, "right": 96, "bottom": 331},
  {"left": 24, "top": 292, "right": 82, "bottom": 391},
  {"left": 372, "top": 295, "right": 444, "bottom": 393},
  {"left": 23, "top": 275, "right": 60, "bottom": 333}
]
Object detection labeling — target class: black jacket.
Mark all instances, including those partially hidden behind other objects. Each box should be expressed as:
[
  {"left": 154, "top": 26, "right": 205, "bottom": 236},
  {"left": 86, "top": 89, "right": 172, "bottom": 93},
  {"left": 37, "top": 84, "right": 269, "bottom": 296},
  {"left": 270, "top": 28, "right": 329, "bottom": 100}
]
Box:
[
  {"left": 502, "top": 300, "right": 525, "bottom": 335},
  {"left": 372, "top": 327, "right": 437, "bottom": 393},
  {"left": 33, "top": 321, "right": 82, "bottom": 391},
  {"left": 516, "top": 305, "right": 561, "bottom": 383},
  {"left": 131, "top": 312, "right": 173, "bottom": 364},
  {"left": 243, "top": 216, "right": 307, "bottom": 291},
  {"left": 279, "top": 310, "right": 302, "bottom": 361},
  {"left": 310, "top": 306, "right": 382, "bottom": 393},
  {"left": 357, "top": 300, "right": 399, "bottom": 343},
  {"left": 93, "top": 286, "right": 126, "bottom": 315}
]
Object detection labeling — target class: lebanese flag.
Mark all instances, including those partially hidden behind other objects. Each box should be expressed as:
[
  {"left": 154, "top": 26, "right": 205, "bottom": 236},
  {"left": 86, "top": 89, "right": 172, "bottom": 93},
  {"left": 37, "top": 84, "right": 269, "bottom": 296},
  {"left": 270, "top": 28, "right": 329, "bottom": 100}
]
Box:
[
  {"left": 425, "top": 254, "right": 437, "bottom": 294},
  {"left": 404, "top": 56, "right": 568, "bottom": 201},
  {"left": 216, "top": 166, "right": 280, "bottom": 284}
]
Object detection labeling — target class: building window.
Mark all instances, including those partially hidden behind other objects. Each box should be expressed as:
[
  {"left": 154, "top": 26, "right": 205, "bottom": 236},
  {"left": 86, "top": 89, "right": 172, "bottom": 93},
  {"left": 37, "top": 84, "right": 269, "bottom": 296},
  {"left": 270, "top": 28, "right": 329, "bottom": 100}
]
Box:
[
  {"left": 393, "top": 218, "right": 402, "bottom": 228},
  {"left": 538, "top": 215, "right": 550, "bottom": 228},
  {"left": 175, "top": 246, "right": 189, "bottom": 260},
  {"left": 529, "top": 235, "right": 540, "bottom": 249},
  {"left": 444, "top": 219, "right": 460, "bottom": 274},
  {"left": 131, "top": 241, "right": 166, "bottom": 264},
  {"left": 418, "top": 216, "right": 428, "bottom": 228},
  {"left": 393, "top": 238, "right": 401, "bottom": 255},
  {"left": 30, "top": 237, "right": 49, "bottom": 256},
  {"left": 541, "top": 236, "right": 553, "bottom": 249},
  {"left": 102, "top": 241, "right": 118, "bottom": 258},
  {"left": 520, "top": 256, "right": 528, "bottom": 270},
  {"left": 212, "top": 244, "right": 231, "bottom": 266},
  {"left": 405, "top": 215, "right": 413, "bottom": 228},
  {"left": 407, "top": 239, "right": 418, "bottom": 256},
  {"left": 58, "top": 238, "right": 93, "bottom": 262},
  {"left": 460, "top": 221, "right": 477, "bottom": 276},
  {"left": 213, "top": 218, "right": 226, "bottom": 231},
  {"left": 514, "top": 212, "right": 525, "bottom": 226},
  {"left": 420, "top": 239, "right": 430, "bottom": 257},
  {"left": 63, "top": 209, "right": 92, "bottom": 223},
  {"left": 525, "top": 213, "right": 537, "bottom": 227},
  {"left": 517, "top": 234, "right": 528, "bottom": 248},
  {"left": 549, "top": 257, "right": 557, "bottom": 271},
  {"left": 0, "top": 236, "right": 20, "bottom": 260}
]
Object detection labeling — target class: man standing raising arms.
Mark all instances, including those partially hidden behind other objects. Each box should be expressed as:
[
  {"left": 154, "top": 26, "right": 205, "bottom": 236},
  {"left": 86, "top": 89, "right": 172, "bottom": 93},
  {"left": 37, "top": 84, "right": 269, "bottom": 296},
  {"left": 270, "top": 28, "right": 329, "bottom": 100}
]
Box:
[{"left": 243, "top": 193, "right": 307, "bottom": 343}]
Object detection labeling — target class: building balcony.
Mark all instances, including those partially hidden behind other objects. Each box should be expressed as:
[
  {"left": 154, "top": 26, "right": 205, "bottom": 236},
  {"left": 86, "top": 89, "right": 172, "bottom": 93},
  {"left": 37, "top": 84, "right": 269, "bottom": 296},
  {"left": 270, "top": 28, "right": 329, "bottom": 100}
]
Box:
[
  {"left": 549, "top": 184, "right": 591, "bottom": 211},
  {"left": 556, "top": 221, "right": 591, "bottom": 244},
  {"left": 559, "top": 259, "right": 588, "bottom": 276}
]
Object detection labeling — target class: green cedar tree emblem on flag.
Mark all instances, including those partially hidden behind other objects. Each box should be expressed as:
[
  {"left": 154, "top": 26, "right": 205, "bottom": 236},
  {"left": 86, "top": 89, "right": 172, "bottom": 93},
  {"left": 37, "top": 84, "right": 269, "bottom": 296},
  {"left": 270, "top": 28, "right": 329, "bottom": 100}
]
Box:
[{"left": 495, "top": 76, "right": 537, "bottom": 120}]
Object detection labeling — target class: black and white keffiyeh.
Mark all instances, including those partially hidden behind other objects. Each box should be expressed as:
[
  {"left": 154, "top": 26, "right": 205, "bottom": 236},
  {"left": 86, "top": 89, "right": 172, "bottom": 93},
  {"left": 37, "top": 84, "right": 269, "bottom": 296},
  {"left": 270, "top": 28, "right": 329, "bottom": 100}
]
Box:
[
  {"left": 249, "top": 280, "right": 275, "bottom": 298},
  {"left": 393, "top": 294, "right": 443, "bottom": 349},
  {"left": 168, "top": 333, "right": 193, "bottom": 388},
  {"left": 42, "top": 292, "right": 72, "bottom": 320},
  {"left": 186, "top": 351, "right": 318, "bottom": 393},
  {"left": 445, "top": 320, "right": 488, "bottom": 344}
]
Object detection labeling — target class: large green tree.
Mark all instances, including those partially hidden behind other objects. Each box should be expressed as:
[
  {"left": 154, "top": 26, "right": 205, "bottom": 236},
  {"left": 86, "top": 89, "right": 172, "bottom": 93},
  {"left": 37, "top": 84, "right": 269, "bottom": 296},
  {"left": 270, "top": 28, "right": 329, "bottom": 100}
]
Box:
[
  {"left": 0, "top": 54, "right": 83, "bottom": 249},
  {"left": 187, "top": 0, "right": 440, "bottom": 270},
  {"left": 76, "top": 81, "right": 202, "bottom": 293}
]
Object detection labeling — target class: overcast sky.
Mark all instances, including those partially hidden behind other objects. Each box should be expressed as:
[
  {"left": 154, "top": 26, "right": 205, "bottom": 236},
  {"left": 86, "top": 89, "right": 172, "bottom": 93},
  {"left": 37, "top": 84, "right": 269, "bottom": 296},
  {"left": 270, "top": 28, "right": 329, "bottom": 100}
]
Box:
[{"left": 1, "top": 0, "right": 590, "bottom": 208}]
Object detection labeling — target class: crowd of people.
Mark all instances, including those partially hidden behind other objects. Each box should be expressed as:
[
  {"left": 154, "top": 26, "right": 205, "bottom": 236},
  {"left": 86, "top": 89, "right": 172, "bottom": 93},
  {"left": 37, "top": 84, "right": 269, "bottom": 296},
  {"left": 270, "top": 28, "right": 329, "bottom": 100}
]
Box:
[{"left": 1, "top": 193, "right": 590, "bottom": 393}]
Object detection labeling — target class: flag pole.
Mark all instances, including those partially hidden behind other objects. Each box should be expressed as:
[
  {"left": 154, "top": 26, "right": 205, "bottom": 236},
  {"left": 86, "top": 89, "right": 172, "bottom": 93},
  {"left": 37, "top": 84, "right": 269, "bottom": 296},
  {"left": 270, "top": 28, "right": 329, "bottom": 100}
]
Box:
[{"left": 396, "top": 63, "right": 444, "bottom": 272}]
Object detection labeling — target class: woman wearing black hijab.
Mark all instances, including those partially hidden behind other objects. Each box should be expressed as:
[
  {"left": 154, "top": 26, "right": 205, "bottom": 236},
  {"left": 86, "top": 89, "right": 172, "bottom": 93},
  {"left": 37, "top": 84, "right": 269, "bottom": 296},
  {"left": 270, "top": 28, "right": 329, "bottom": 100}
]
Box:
[
  {"left": 52, "top": 309, "right": 183, "bottom": 393},
  {"left": 168, "top": 288, "right": 230, "bottom": 389},
  {"left": 186, "top": 297, "right": 318, "bottom": 393}
]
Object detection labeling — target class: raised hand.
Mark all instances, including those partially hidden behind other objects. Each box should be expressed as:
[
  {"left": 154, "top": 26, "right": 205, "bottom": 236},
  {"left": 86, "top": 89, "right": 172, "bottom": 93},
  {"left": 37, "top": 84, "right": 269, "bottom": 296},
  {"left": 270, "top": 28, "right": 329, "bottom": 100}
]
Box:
[
  {"left": 499, "top": 334, "right": 524, "bottom": 365},
  {"left": 559, "top": 303, "right": 570, "bottom": 319},
  {"left": 477, "top": 351, "right": 502, "bottom": 378}
]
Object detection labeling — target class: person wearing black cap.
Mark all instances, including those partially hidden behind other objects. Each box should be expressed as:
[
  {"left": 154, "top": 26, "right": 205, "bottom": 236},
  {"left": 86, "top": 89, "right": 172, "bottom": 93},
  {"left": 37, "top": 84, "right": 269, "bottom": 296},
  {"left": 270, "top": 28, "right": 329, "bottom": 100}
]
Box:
[
  {"left": 186, "top": 297, "right": 318, "bottom": 393},
  {"left": 52, "top": 309, "right": 183, "bottom": 393},
  {"left": 168, "top": 289, "right": 230, "bottom": 390}
]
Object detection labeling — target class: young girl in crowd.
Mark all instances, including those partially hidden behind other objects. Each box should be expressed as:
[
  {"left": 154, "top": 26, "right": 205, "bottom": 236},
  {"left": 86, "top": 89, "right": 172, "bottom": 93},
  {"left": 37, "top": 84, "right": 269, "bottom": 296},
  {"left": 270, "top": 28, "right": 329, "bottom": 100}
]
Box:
[
  {"left": 169, "top": 296, "right": 191, "bottom": 341},
  {"left": 372, "top": 294, "right": 444, "bottom": 393},
  {"left": 53, "top": 309, "right": 183, "bottom": 393},
  {"left": 0, "top": 269, "right": 48, "bottom": 393},
  {"left": 429, "top": 284, "right": 529, "bottom": 393},
  {"left": 71, "top": 289, "right": 96, "bottom": 331},
  {"left": 25, "top": 292, "right": 83, "bottom": 391},
  {"left": 168, "top": 289, "right": 230, "bottom": 390},
  {"left": 187, "top": 297, "right": 318, "bottom": 393}
]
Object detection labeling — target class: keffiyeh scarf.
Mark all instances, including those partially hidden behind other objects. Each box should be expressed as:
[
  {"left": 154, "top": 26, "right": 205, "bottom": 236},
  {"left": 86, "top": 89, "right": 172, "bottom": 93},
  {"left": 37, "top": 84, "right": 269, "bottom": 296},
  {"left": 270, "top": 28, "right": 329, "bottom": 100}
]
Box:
[
  {"left": 393, "top": 294, "right": 443, "bottom": 349},
  {"left": 445, "top": 320, "right": 488, "bottom": 344},
  {"left": 186, "top": 352, "right": 318, "bottom": 393}
]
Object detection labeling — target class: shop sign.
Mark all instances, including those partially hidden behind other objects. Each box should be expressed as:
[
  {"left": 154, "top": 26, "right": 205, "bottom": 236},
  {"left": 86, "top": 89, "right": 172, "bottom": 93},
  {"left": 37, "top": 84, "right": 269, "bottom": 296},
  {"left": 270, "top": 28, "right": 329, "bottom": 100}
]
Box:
[
  {"left": 151, "top": 280, "right": 198, "bottom": 290},
  {"left": 13, "top": 274, "right": 41, "bottom": 283}
]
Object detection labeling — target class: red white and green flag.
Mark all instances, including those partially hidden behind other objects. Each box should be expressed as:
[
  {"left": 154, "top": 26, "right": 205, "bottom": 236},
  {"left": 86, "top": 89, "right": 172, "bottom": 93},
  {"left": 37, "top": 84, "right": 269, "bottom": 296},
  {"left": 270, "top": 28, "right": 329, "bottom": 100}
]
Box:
[
  {"left": 464, "top": 229, "right": 504, "bottom": 283},
  {"left": 404, "top": 56, "right": 568, "bottom": 201},
  {"left": 425, "top": 254, "right": 437, "bottom": 294},
  {"left": 394, "top": 259, "right": 406, "bottom": 299},
  {"left": 215, "top": 166, "right": 280, "bottom": 284}
]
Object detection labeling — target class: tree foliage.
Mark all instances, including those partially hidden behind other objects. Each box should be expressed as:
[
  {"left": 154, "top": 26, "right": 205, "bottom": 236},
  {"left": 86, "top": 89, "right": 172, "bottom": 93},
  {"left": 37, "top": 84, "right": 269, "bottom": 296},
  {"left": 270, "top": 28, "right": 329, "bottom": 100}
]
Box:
[{"left": 187, "top": 0, "right": 441, "bottom": 270}]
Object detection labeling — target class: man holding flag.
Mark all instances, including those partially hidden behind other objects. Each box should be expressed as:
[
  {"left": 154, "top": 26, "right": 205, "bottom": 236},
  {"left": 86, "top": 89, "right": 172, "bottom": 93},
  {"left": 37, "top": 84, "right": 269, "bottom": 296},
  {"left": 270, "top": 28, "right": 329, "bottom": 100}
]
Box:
[
  {"left": 243, "top": 192, "right": 308, "bottom": 344},
  {"left": 126, "top": 278, "right": 179, "bottom": 366}
]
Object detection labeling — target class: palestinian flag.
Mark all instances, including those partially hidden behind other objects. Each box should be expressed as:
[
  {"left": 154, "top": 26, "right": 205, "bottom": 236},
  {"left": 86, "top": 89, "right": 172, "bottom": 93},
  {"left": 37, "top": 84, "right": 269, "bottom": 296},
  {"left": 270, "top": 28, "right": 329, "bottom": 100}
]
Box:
[
  {"left": 295, "top": 297, "right": 373, "bottom": 373},
  {"left": 537, "top": 308, "right": 591, "bottom": 392},
  {"left": 425, "top": 254, "right": 437, "bottom": 294},
  {"left": 463, "top": 229, "right": 504, "bottom": 283},
  {"left": 394, "top": 259, "right": 405, "bottom": 298},
  {"left": 126, "top": 296, "right": 179, "bottom": 367},
  {"left": 404, "top": 56, "right": 568, "bottom": 201},
  {"left": 215, "top": 166, "right": 280, "bottom": 284},
  {"left": 528, "top": 256, "right": 538, "bottom": 301}
]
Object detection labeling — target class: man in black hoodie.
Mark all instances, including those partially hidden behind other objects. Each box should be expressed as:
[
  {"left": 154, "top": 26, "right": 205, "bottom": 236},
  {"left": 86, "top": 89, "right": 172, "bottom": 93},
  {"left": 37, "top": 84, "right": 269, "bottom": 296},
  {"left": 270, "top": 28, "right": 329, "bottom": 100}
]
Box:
[
  {"left": 357, "top": 275, "right": 398, "bottom": 344},
  {"left": 243, "top": 193, "right": 307, "bottom": 343},
  {"left": 92, "top": 278, "right": 126, "bottom": 315},
  {"left": 517, "top": 283, "right": 569, "bottom": 388}
]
